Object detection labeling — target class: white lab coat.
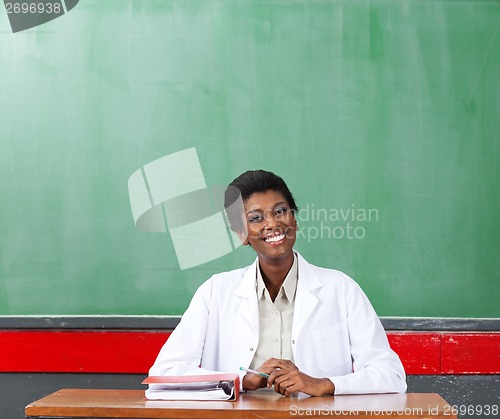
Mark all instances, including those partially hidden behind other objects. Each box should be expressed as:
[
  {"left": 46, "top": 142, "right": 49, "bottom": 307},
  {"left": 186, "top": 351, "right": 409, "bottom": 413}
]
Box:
[{"left": 149, "top": 252, "right": 407, "bottom": 395}]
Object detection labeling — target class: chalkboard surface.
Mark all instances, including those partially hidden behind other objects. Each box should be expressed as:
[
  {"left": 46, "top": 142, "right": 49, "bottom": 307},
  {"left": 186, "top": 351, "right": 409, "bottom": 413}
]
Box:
[{"left": 0, "top": 0, "right": 499, "bottom": 317}]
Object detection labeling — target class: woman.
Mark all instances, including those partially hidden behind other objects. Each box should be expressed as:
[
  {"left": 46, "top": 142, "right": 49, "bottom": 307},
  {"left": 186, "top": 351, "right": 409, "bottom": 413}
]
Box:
[{"left": 149, "top": 170, "right": 406, "bottom": 396}]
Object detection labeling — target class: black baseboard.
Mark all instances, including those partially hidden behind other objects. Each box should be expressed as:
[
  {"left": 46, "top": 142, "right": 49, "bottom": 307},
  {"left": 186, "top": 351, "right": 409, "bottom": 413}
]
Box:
[
  {"left": 1, "top": 373, "right": 145, "bottom": 419},
  {"left": 3, "top": 373, "right": 499, "bottom": 419},
  {"left": 407, "top": 375, "right": 500, "bottom": 419}
]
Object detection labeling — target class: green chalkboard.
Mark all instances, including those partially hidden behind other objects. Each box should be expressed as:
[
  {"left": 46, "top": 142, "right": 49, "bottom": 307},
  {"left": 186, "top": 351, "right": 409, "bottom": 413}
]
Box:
[{"left": 0, "top": 0, "right": 499, "bottom": 317}]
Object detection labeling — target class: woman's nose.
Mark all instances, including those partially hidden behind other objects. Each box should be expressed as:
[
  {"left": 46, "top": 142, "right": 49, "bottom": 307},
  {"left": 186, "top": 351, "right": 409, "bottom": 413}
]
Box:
[{"left": 263, "top": 210, "right": 279, "bottom": 228}]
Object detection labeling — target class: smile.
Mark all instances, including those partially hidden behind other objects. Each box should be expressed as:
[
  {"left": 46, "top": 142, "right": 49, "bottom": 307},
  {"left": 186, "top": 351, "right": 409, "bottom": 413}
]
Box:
[{"left": 264, "top": 233, "right": 285, "bottom": 244}]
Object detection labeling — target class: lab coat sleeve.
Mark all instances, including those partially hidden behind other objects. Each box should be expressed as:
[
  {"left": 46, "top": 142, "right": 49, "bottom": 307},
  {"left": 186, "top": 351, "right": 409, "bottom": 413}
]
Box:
[
  {"left": 328, "top": 279, "right": 407, "bottom": 395},
  {"left": 148, "top": 279, "right": 216, "bottom": 377}
]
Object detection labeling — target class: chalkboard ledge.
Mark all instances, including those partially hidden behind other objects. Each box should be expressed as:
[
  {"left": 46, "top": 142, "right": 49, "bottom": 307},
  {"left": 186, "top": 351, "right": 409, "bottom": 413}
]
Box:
[{"left": 0, "top": 316, "right": 498, "bottom": 331}]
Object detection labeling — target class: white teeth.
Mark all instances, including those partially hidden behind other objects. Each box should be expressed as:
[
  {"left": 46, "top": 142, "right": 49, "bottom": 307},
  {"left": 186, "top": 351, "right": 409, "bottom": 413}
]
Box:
[{"left": 265, "top": 234, "right": 285, "bottom": 243}]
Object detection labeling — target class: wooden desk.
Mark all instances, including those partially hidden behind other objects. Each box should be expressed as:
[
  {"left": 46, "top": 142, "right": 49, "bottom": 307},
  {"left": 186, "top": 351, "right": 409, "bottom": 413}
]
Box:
[{"left": 26, "top": 389, "right": 456, "bottom": 419}]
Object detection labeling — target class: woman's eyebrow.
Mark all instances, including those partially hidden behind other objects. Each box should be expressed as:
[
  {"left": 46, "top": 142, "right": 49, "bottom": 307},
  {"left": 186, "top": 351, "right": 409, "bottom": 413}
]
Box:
[
  {"left": 274, "top": 201, "right": 288, "bottom": 207},
  {"left": 245, "top": 209, "right": 262, "bottom": 216},
  {"left": 245, "top": 201, "right": 288, "bottom": 216}
]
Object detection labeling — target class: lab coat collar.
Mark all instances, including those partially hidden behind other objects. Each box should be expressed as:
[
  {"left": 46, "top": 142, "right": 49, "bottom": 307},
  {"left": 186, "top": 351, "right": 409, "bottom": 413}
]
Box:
[
  {"left": 234, "top": 259, "right": 259, "bottom": 336},
  {"left": 234, "top": 251, "right": 323, "bottom": 347},
  {"left": 293, "top": 252, "right": 322, "bottom": 341},
  {"left": 235, "top": 260, "right": 258, "bottom": 299},
  {"left": 295, "top": 251, "right": 323, "bottom": 291},
  {"left": 256, "top": 252, "right": 298, "bottom": 302},
  {"left": 235, "top": 250, "right": 323, "bottom": 299}
]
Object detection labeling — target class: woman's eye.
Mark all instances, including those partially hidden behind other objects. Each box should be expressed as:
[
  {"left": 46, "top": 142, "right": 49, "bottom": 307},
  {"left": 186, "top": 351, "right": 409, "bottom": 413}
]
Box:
[
  {"left": 276, "top": 207, "right": 289, "bottom": 215},
  {"left": 248, "top": 214, "right": 263, "bottom": 223}
]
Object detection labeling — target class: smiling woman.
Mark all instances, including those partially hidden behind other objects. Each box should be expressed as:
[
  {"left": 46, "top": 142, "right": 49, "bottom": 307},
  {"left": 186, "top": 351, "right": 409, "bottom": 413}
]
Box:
[
  {"left": 148, "top": 170, "right": 407, "bottom": 397},
  {"left": 240, "top": 191, "right": 298, "bottom": 272}
]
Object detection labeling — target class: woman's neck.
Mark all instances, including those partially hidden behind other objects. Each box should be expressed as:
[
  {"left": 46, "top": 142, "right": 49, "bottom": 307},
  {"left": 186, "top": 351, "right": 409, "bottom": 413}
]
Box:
[{"left": 258, "top": 252, "right": 294, "bottom": 301}]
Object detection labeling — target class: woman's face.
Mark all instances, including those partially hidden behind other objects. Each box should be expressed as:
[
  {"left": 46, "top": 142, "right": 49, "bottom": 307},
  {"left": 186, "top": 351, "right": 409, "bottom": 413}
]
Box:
[{"left": 239, "top": 190, "right": 297, "bottom": 264}]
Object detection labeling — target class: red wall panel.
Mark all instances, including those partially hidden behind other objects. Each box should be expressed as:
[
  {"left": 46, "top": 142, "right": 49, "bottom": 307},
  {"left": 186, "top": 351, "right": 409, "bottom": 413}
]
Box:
[
  {"left": 387, "top": 332, "right": 441, "bottom": 375},
  {"left": 441, "top": 333, "right": 500, "bottom": 374},
  {"left": 0, "top": 331, "right": 170, "bottom": 373},
  {"left": 1, "top": 330, "right": 498, "bottom": 374}
]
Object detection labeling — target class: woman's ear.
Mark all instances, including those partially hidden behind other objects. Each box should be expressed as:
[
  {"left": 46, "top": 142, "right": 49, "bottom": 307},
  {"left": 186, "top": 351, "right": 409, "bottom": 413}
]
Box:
[{"left": 237, "top": 229, "right": 249, "bottom": 246}]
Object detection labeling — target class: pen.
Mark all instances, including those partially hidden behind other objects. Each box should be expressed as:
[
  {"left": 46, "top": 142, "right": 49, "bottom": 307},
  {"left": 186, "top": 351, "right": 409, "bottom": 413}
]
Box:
[{"left": 239, "top": 366, "right": 270, "bottom": 378}]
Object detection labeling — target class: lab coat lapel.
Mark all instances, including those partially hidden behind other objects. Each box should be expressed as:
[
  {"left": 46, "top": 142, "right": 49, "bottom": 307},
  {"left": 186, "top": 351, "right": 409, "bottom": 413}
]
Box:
[
  {"left": 235, "top": 259, "right": 259, "bottom": 337},
  {"left": 292, "top": 253, "right": 323, "bottom": 339}
]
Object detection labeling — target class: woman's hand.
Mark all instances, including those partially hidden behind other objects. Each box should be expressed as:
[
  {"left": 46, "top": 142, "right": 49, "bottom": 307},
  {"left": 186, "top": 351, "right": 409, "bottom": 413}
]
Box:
[
  {"left": 265, "top": 358, "right": 335, "bottom": 397},
  {"left": 242, "top": 372, "right": 267, "bottom": 391},
  {"left": 242, "top": 360, "right": 276, "bottom": 391}
]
